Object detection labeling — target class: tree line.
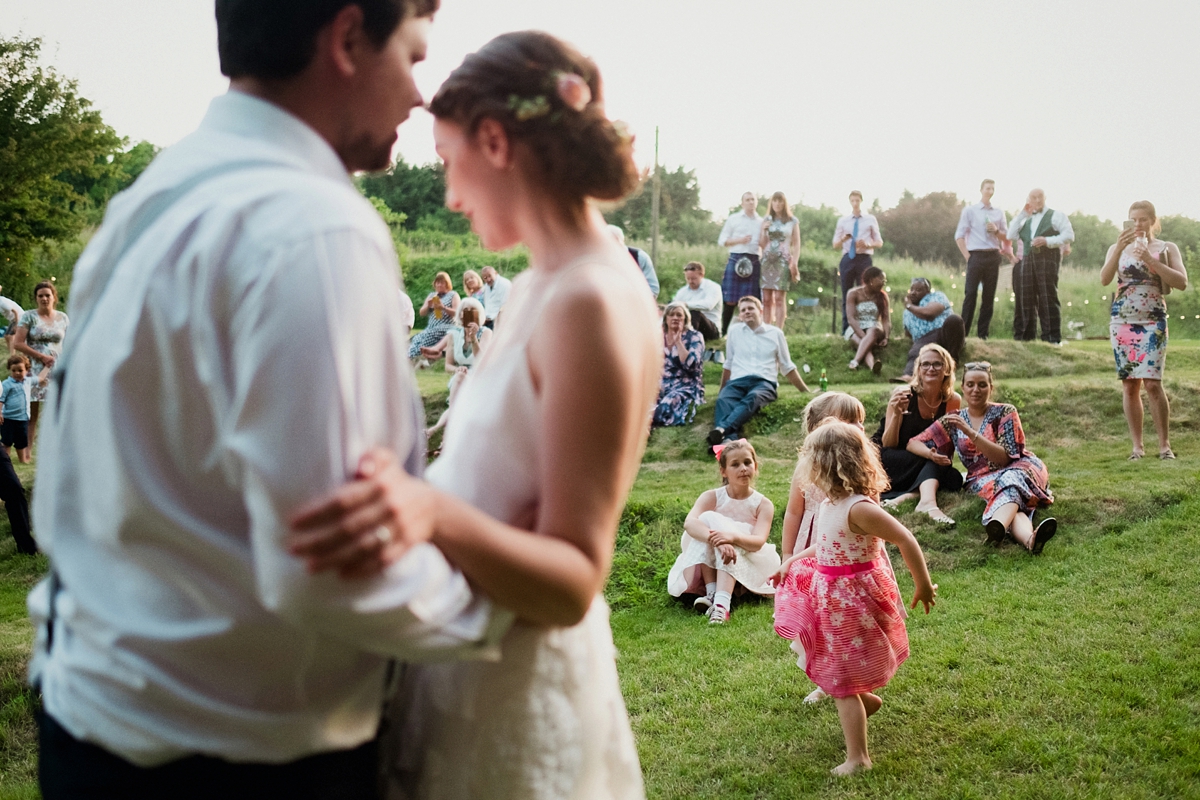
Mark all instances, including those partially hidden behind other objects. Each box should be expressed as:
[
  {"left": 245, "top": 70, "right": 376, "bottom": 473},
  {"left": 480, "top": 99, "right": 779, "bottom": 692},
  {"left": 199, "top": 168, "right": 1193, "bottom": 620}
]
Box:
[{"left": 4, "top": 31, "right": 1198, "bottom": 309}]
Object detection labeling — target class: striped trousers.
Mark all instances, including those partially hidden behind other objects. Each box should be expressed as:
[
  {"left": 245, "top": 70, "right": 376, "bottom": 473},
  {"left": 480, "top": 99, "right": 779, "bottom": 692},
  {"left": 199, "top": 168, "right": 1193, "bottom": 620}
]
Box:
[{"left": 1013, "top": 249, "right": 1061, "bottom": 343}]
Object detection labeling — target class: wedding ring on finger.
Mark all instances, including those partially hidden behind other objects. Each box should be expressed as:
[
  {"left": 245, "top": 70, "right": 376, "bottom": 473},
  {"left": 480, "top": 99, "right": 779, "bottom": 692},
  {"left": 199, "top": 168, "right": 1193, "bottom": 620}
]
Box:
[{"left": 372, "top": 526, "right": 393, "bottom": 549}]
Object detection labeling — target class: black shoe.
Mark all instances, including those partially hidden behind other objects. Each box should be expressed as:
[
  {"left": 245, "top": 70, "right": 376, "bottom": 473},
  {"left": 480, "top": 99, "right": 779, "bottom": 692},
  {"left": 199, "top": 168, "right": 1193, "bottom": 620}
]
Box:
[
  {"left": 984, "top": 519, "right": 1006, "bottom": 547},
  {"left": 706, "top": 428, "right": 725, "bottom": 447},
  {"left": 1031, "top": 518, "right": 1057, "bottom": 555}
]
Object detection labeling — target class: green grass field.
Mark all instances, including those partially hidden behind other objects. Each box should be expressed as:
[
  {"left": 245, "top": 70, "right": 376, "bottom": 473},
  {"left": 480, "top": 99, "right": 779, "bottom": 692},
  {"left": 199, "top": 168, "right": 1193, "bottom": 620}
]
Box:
[{"left": 2, "top": 338, "right": 1199, "bottom": 798}]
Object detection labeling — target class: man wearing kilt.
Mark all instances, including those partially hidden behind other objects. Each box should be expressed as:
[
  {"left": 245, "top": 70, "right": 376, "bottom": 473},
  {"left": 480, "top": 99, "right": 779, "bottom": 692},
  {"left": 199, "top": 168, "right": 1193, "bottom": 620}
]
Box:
[
  {"left": 1007, "top": 189, "right": 1074, "bottom": 343},
  {"left": 717, "top": 192, "right": 764, "bottom": 334}
]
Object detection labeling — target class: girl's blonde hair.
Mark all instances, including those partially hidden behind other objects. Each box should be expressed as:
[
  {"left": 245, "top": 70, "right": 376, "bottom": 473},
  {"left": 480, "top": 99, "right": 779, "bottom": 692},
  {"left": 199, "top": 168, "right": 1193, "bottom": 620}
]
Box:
[
  {"left": 908, "top": 343, "right": 956, "bottom": 403},
  {"left": 802, "top": 391, "right": 865, "bottom": 433},
  {"left": 796, "top": 420, "right": 889, "bottom": 501},
  {"left": 717, "top": 439, "right": 759, "bottom": 485}
]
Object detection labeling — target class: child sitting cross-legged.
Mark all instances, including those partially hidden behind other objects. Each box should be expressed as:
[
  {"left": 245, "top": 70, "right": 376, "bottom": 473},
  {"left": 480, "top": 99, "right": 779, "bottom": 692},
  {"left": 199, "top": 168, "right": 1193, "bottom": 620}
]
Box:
[{"left": 667, "top": 438, "right": 782, "bottom": 624}]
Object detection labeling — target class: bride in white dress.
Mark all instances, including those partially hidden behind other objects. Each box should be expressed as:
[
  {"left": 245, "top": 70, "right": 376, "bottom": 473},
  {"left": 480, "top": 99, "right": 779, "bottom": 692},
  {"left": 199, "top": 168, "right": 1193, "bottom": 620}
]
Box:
[{"left": 289, "top": 32, "right": 660, "bottom": 799}]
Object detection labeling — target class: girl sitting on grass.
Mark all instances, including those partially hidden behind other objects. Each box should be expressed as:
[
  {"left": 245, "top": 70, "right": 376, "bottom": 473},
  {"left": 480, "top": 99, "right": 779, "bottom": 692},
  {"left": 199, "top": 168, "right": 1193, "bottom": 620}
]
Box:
[
  {"left": 771, "top": 421, "right": 937, "bottom": 775},
  {"left": 667, "top": 438, "right": 782, "bottom": 624}
]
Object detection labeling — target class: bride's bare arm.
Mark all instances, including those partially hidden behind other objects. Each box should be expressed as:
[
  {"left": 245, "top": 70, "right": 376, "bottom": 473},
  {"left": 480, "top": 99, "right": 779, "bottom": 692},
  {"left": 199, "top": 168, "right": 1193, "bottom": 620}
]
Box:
[{"left": 290, "top": 272, "right": 659, "bottom": 627}]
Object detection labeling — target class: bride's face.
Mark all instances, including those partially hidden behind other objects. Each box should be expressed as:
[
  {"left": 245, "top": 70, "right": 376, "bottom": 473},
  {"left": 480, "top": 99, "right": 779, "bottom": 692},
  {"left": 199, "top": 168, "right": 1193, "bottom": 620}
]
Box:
[{"left": 435, "top": 117, "right": 521, "bottom": 251}]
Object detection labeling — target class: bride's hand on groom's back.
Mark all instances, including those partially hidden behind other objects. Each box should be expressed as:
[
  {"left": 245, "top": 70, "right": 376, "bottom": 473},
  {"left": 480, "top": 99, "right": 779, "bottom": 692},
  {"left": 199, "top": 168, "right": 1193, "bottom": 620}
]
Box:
[{"left": 288, "top": 448, "right": 437, "bottom": 580}]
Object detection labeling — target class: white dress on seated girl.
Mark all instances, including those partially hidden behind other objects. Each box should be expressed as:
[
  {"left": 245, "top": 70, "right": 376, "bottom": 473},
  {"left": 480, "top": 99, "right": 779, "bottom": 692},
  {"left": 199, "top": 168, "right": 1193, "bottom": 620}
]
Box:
[{"left": 667, "top": 486, "right": 782, "bottom": 597}]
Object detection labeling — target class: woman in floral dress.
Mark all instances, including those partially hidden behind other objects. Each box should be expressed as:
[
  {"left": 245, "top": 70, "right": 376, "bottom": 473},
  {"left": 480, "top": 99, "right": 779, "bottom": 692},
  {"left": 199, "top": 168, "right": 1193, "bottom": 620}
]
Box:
[
  {"left": 1101, "top": 201, "right": 1188, "bottom": 460},
  {"left": 14, "top": 280, "right": 69, "bottom": 448},
  {"left": 909, "top": 362, "right": 1057, "bottom": 554},
  {"left": 652, "top": 302, "right": 705, "bottom": 427},
  {"left": 757, "top": 191, "right": 800, "bottom": 327}
]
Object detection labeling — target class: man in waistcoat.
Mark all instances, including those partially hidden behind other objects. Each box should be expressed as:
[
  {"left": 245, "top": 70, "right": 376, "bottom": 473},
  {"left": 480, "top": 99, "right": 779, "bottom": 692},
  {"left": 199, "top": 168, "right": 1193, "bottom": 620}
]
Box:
[
  {"left": 1006, "top": 189, "right": 1074, "bottom": 343},
  {"left": 832, "top": 190, "right": 883, "bottom": 334},
  {"left": 717, "top": 192, "right": 764, "bottom": 334}
]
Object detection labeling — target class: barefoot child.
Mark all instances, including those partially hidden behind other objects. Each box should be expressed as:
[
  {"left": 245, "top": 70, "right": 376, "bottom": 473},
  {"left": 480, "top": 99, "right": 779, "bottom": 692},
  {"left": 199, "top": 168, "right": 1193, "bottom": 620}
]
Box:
[
  {"left": 770, "top": 421, "right": 937, "bottom": 774},
  {"left": 667, "top": 438, "right": 782, "bottom": 624},
  {"left": 778, "top": 391, "right": 867, "bottom": 705}
]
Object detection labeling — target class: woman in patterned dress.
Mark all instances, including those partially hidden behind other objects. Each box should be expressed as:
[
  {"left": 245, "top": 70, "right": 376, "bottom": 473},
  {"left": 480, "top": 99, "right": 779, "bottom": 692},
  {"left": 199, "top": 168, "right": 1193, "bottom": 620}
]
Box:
[
  {"left": 652, "top": 302, "right": 705, "bottom": 427},
  {"left": 408, "top": 272, "right": 461, "bottom": 359},
  {"left": 1101, "top": 201, "right": 1188, "bottom": 460},
  {"left": 910, "top": 362, "right": 1057, "bottom": 554},
  {"left": 844, "top": 266, "right": 891, "bottom": 373},
  {"left": 757, "top": 191, "right": 801, "bottom": 328},
  {"left": 13, "top": 280, "right": 69, "bottom": 449}
]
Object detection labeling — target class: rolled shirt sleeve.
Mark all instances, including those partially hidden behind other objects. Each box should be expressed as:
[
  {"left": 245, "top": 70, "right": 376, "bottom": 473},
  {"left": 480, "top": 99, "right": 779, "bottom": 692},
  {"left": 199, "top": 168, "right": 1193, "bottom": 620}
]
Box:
[
  {"left": 773, "top": 327, "right": 797, "bottom": 376},
  {"left": 1046, "top": 211, "right": 1075, "bottom": 249}
]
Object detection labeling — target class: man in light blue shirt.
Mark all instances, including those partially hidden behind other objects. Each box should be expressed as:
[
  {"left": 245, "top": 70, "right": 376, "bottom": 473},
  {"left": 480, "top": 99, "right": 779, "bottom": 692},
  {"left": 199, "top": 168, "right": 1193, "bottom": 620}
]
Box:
[
  {"left": 954, "top": 179, "right": 1007, "bottom": 339},
  {"left": 706, "top": 296, "right": 810, "bottom": 448}
]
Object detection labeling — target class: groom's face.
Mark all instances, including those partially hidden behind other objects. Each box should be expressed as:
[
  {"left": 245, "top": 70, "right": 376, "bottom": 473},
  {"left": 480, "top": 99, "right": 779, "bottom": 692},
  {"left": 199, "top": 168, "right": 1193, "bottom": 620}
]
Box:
[{"left": 339, "top": 15, "right": 431, "bottom": 172}]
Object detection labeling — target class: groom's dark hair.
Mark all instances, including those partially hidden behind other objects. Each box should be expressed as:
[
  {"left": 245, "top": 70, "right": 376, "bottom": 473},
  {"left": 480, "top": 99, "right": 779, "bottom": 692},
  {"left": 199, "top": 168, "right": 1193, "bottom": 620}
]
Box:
[{"left": 216, "top": 0, "right": 439, "bottom": 80}]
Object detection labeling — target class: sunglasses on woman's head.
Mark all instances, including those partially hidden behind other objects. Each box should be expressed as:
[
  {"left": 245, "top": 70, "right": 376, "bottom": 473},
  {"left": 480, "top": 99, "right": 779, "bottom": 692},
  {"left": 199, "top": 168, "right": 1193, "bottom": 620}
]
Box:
[{"left": 964, "top": 361, "right": 993, "bottom": 372}]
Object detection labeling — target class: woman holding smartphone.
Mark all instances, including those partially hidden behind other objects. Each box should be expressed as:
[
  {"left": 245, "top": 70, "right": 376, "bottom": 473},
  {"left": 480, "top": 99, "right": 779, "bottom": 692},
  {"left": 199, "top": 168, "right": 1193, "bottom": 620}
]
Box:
[{"left": 1101, "top": 201, "right": 1188, "bottom": 460}]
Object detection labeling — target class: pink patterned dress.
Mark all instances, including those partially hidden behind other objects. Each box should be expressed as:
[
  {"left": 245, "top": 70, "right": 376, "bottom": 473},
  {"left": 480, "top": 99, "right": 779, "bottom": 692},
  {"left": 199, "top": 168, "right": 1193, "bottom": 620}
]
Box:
[
  {"left": 773, "top": 494, "right": 909, "bottom": 698},
  {"left": 1110, "top": 241, "right": 1168, "bottom": 380}
]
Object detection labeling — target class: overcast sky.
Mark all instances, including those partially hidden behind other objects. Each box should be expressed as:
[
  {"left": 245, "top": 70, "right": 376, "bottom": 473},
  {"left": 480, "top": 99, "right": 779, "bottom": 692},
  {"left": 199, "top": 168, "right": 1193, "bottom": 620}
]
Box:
[{"left": 4, "top": 0, "right": 1199, "bottom": 224}]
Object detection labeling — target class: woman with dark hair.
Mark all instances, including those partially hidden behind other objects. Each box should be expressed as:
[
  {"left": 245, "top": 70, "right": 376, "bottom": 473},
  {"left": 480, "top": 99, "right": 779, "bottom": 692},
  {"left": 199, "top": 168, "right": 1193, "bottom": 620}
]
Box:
[
  {"left": 874, "top": 343, "right": 962, "bottom": 525},
  {"left": 14, "top": 280, "right": 69, "bottom": 448},
  {"left": 758, "top": 191, "right": 800, "bottom": 327},
  {"left": 844, "top": 266, "right": 890, "bottom": 373},
  {"left": 652, "top": 301, "right": 705, "bottom": 427},
  {"left": 910, "top": 362, "right": 1056, "bottom": 553},
  {"left": 287, "top": 31, "right": 654, "bottom": 798},
  {"left": 1102, "top": 200, "right": 1188, "bottom": 460}
]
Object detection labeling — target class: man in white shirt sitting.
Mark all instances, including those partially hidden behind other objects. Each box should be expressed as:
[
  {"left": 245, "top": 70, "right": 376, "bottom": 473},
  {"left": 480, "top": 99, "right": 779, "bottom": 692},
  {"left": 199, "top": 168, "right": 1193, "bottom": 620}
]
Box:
[
  {"left": 706, "top": 296, "right": 810, "bottom": 448},
  {"left": 480, "top": 265, "right": 512, "bottom": 329},
  {"left": 29, "top": 3, "right": 511, "bottom": 798},
  {"left": 671, "top": 261, "right": 722, "bottom": 341}
]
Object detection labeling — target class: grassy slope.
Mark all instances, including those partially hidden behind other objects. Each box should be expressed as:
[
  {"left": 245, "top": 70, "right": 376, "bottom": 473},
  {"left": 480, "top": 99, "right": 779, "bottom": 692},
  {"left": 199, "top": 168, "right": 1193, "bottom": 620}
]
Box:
[{"left": 1, "top": 339, "right": 1199, "bottom": 797}]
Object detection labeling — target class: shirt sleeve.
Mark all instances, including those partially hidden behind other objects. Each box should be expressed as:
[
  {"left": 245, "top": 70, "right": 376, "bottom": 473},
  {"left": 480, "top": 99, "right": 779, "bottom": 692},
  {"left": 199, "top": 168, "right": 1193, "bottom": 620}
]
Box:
[
  {"left": 1007, "top": 211, "right": 1027, "bottom": 242},
  {"left": 912, "top": 419, "right": 953, "bottom": 455},
  {"left": 774, "top": 329, "right": 797, "bottom": 375},
  {"left": 832, "top": 218, "right": 845, "bottom": 248},
  {"left": 638, "top": 251, "right": 659, "bottom": 297},
  {"left": 1047, "top": 211, "right": 1075, "bottom": 248},
  {"left": 954, "top": 207, "right": 971, "bottom": 240},
  {"left": 225, "top": 229, "right": 509, "bottom": 662},
  {"left": 718, "top": 216, "right": 736, "bottom": 247}
]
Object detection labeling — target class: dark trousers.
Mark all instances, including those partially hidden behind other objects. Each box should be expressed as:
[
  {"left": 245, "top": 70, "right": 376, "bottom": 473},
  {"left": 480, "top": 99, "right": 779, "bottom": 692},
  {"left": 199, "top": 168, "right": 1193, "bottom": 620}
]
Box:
[
  {"left": 689, "top": 310, "right": 721, "bottom": 341},
  {"left": 1016, "top": 249, "right": 1062, "bottom": 343},
  {"left": 1011, "top": 259, "right": 1033, "bottom": 340},
  {"left": 839, "top": 253, "right": 873, "bottom": 333},
  {"left": 903, "top": 315, "right": 966, "bottom": 376},
  {"left": 713, "top": 375, "right": 777, "bottom": 439},
  {"left": 961, "top": 250, "right": 1001, "bottom": 338},
  {"left": 39, "top": 710, "right": 381, "bottom": 800},
  {"left": 721, "top": 303, "right": 737, "bottom": 335},
  {"left": 0, "top": 445, "right": 34, "bottom": 554}
]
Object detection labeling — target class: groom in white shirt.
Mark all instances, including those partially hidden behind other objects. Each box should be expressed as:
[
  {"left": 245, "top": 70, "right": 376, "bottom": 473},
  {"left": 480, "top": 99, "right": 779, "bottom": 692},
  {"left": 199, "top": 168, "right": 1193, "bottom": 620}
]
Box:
[{"left": 29, "top": 3, "right": 511, "bottom": 798}]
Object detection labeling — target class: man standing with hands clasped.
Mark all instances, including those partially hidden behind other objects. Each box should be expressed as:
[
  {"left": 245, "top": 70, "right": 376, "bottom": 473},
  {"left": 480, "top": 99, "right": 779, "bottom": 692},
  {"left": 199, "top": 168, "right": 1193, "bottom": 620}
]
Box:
[
  {"left": 717, "top": 192, "right": 764, "bottom": 334},
  {"left": 955, "top": 179, "right": 1007, "bottom": 340},
  {"left": 832, "top": 190, "right": 883, "bottom": 334},
  {"left": 1007, "top": 189, "right": 1074, "bottom": 344}
]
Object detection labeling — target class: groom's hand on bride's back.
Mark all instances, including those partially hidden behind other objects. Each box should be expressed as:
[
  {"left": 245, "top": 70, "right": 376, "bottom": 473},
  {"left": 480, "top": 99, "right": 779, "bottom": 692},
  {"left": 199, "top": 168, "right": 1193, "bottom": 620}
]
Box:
[{"left": 288, "top": 448, "right": 436, "bottom": 579}]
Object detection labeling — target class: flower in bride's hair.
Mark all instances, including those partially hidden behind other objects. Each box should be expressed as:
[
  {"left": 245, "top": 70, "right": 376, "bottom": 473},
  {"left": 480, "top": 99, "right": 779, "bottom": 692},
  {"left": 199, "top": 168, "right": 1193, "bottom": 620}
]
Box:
[
  {"left": 555, "top": 72, "right": 592, "bottom": 112},
  {"left": 611, "top": 120, "right": 633, "bottom": 145},
  {"left": 508, "top": 93, "right": 550, "bottom": 122}
]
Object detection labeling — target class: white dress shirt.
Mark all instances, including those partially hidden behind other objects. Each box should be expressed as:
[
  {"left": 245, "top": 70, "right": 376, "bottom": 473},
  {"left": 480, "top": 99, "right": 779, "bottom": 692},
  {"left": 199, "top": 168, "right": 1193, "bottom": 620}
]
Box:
[
  {"left": 398, "top": 289, "right": 416, "bottom": 332},
  {"left": 27, "top": 91, "right": 509, "bottom": 768},
  {"left": 955, "top": 203, "right": 1007, "bottom": 251},
  {"left": 0, "top": 295, "right": 21, "bottom": 324},
  {"left": 718, "top": 211, "right": 763, "bottom": 255},
  {"left": 724, "top": 321, "right": 797, "bottom": 383},
  {"left": 833, "top": 213, "right": 882, "bottom": 255},
  {"left": 1007, "top": 208, "right": 1075, "bottom": 249},
  {"left": 481, "top": 274, "right": 512, "bottom": 321},
  {"left": 672, "top": 278, "right": 723, "bottom": 328}
]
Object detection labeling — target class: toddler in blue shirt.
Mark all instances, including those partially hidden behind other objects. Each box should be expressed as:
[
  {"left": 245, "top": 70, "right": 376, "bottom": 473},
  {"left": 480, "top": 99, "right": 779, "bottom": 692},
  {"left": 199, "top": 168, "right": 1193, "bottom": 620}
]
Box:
[{"left": 1, "top": 354, "right": 37, "bottom": 463}]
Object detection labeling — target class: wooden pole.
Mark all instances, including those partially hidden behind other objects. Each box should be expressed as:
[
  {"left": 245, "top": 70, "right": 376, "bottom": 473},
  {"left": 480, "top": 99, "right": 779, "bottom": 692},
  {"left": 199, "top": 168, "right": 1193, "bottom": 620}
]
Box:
[{"left": 650, "top": 126, "right": 661, "bottom": 265}]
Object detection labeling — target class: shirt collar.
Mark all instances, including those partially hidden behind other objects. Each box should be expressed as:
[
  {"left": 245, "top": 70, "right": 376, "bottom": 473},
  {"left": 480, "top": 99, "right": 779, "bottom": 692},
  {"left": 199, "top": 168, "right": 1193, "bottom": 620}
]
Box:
[{"left": 200, "top": 91, "right": 351, "bottom": 186}]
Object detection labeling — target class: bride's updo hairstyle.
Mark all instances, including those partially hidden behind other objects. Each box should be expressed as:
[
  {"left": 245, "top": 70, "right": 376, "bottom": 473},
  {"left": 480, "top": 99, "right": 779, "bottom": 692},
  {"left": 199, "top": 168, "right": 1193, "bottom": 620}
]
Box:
[{"left": 429, "top": 31, "right": 639, "bottom": 211}]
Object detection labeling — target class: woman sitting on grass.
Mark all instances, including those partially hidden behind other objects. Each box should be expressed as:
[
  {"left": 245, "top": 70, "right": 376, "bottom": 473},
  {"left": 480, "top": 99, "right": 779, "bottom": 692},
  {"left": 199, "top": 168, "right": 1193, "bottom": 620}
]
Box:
[
  {"left": 909, "top": 361, "right": 1057, "bottom": 553},
  {"left": 422, "top": 298, "right": 491, "bottom": 438},
  {"left": 651, "top": 301, "right": 705, "bottom": 427},
  {"left": 667, "top": 438, "right": 781, "bottom": 624},
  {"left": 844, "top": 266, "right": 890, "bottom": 373},
  {"left": 874, "top": 343, "right": 963, "bottom": 525},
  {"left": 408, "top": 271, "right": 461, "bottom": 361}
]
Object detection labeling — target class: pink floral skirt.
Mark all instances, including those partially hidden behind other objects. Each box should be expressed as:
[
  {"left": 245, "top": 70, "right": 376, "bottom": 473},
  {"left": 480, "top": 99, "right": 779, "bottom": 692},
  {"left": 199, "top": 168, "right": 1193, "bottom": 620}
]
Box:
[{"left": 773, "top": 557, "right": 909, "bottom": 698}]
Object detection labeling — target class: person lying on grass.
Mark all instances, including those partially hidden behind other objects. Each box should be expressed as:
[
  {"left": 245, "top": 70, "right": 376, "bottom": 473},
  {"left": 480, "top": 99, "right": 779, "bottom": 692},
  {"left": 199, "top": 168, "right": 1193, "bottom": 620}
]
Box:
[
  {"left": 771, "top": 420, "right": 936, "bottom": 776},
  {"left": 909, "top": 361, "right": 1057, "bottom": 553},
  {"left": 667, "top": 438, "right": 781, "bottom": 624}
]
